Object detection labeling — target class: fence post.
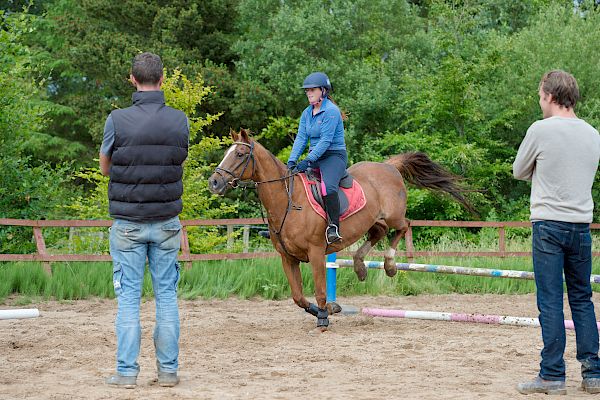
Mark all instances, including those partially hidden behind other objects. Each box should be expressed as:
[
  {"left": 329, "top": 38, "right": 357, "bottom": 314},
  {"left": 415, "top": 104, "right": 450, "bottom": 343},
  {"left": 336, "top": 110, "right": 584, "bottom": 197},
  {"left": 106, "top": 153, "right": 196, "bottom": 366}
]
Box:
[
  {"left": 405, "top": 225, "right": 414, "bottom": 262},
  {"left": 242, "top": 225, "right": 250, "bottom": 253},
  {"left": 32, "top": 227, "right": 51, "bottom": 275},
  {"left": 68, "top": 227, "right": 74, "bottom": 253},
  {"left": 326, "top": 252, "right": 337, "bottom": 303},
  {"left": 498, "top": 226, "right": 506, "bottom": 257},
  {"left": 180, "top": 226, "right": 192, "bottom": 270},
  {"left": 227, "top": 225, "right": 234, "bottom": 249}
]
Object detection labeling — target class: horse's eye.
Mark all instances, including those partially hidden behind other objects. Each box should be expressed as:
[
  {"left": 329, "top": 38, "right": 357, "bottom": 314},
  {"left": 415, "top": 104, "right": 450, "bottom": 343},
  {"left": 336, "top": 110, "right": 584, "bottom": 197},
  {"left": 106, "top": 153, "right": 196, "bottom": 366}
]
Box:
[{"left": 236, "top": 152, "right": 244, "bottom": 158}]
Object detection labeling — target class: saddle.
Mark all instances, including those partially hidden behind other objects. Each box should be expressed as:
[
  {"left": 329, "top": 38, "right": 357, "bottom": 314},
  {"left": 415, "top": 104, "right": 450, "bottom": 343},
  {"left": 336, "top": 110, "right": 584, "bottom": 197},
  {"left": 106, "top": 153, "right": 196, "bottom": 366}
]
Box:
[{"left": 299, "top": 168, "right": 367, "bottom": 221}]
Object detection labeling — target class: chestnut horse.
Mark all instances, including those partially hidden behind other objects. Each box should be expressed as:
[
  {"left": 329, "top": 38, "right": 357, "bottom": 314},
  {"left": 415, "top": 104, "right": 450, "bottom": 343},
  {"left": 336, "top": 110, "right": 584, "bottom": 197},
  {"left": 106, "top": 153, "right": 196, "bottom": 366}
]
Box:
[{"left": 209, "top": 129, "right": 474, "bottom": 331}]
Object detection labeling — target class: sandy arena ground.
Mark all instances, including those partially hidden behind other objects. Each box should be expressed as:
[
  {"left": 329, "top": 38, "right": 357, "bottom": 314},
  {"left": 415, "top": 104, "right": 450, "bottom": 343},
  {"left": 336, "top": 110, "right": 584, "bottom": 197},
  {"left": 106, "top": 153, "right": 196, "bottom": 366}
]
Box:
[{"left": 1, "top": 294, "right": 598, "bottom": 399}]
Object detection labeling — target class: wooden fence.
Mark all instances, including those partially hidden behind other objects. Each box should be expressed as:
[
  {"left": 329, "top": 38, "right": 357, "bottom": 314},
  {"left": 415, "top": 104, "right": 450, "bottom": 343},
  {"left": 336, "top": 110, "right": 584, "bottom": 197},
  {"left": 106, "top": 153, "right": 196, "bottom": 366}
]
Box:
[{"left": 1, "top": 218, "right": 599, "bottom": 274}]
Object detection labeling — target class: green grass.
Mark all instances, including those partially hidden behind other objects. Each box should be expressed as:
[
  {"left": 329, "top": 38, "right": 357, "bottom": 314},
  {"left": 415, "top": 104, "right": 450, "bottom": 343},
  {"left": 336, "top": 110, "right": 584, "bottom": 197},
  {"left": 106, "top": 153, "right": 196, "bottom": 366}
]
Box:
[{"left": 2, "top": 255, "right": 600, "bottom": 303}]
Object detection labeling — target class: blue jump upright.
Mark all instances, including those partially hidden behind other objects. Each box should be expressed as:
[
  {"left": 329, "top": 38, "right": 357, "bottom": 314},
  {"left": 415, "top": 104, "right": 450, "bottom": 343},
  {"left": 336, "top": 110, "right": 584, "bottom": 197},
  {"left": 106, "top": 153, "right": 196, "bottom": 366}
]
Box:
[{"left": 326, "top": 252, "right": 337, "bottom": 303}]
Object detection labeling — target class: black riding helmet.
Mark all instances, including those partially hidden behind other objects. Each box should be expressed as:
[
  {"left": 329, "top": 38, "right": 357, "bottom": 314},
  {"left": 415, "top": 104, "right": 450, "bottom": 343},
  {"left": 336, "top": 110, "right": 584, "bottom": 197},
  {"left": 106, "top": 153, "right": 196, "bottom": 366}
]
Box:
[{"left": 302, "top": 72, "right": 333, "bottom": 93}]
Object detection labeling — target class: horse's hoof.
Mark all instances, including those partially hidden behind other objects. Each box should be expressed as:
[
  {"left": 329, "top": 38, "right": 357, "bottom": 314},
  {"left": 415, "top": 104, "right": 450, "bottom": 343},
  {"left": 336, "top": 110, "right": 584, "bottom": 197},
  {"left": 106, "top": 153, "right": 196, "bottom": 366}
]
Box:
[
  {"left": 327, "top": 302, "right": 342, "bottom": 315},
  {"left": 309, "top": 326, "right": 328, "bottom": 334},
  {"left": 353, "top": 259, "right": 367, "bottom": 281},
  {"left": 384, "top": 259, "right": 397, "bottom": 277}
]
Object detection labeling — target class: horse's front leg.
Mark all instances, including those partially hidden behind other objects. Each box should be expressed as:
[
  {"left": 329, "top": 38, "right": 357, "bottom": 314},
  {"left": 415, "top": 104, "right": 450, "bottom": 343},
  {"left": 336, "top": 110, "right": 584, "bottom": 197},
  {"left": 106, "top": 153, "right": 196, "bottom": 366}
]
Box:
[
  {"left": 280, "top": 256, "right": 309, "bottom": 309},
  {"left": 307, "top": 246, "right": 329, "bottom": 331}
]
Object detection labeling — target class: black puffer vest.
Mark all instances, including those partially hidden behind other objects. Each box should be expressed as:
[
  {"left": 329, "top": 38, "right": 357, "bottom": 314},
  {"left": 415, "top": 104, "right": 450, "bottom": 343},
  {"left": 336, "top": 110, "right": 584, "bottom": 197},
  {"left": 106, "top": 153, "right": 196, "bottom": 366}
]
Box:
[{"left": 108, "top": 91, "right": 188, "bottom": 222}]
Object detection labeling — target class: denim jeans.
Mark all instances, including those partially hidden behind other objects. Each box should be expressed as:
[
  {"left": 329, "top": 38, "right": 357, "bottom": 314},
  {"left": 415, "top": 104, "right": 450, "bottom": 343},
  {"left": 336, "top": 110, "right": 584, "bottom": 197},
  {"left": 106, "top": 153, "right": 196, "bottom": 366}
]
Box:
[
  {"left": 110, "top": 216, "right": 182, "bottom": 377},
  {"left": 533, "top": 220, "right": 600, "bottom": 381}
]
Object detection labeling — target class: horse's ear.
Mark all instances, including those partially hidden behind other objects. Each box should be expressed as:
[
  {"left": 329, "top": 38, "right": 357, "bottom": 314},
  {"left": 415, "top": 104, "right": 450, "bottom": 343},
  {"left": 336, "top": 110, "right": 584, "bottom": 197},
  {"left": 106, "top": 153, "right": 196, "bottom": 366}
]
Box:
[
  {"left": 239, "top": 128, "right": 251, "bottom": 143},
  {"left": 230, "top": 129, "right": 238, "bottom": 142}
]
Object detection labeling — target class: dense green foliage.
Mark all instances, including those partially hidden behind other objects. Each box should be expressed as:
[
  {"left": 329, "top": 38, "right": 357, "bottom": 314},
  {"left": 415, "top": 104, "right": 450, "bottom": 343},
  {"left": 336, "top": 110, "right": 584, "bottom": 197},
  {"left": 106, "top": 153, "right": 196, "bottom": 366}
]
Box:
[
  {"left": 27, "top": 0, "right": 239, "bottom": 161},
  {"left": 0, "top": 11, "right": 77, "bottom": 253},
  {"left": 2, "top": 0, "right": 600, "bottom": 256},
  {"left": 237, "top": 0, "right": 600, "bottom": 221}
]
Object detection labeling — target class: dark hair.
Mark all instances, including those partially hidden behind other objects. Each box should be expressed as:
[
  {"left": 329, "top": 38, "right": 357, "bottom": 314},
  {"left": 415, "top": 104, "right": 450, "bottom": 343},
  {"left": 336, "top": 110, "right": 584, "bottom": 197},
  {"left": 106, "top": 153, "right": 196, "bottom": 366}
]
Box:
[
  {"left": 326, "top": 95, "right": 348, "bottom": 121},
  {"left": 539, "top": 70, "right": 580, "bottom": 109},
  {"left": 131, "top": 52, "right": 163, "bottom": 85}
]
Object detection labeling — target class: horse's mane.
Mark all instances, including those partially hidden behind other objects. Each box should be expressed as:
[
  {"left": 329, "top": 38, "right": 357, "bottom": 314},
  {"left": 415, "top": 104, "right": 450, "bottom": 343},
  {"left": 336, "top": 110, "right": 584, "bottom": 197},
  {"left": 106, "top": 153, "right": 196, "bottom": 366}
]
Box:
[{"left": 250, "top": 138, "right": 287, "bottom": 175}]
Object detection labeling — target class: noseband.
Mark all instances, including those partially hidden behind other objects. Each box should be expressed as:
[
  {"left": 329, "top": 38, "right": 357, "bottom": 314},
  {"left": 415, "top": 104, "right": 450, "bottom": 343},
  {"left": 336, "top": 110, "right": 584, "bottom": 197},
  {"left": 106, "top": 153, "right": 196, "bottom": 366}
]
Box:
[{"left": 214, "top": 141, "right": 256, "bottom": 188}]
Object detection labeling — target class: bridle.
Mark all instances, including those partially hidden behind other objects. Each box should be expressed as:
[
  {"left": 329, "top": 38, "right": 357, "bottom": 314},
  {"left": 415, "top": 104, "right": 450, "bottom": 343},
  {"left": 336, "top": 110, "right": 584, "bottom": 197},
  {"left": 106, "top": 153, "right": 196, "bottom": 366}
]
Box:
[
  {"left": 213, "top": 140, "right": 306, "bottom": 262},
  {"left": 213, "top": 141, "right": 256, "bottom": 189},
  {"left": 214, "top": 140, "right": 301, "bottom": 187}
]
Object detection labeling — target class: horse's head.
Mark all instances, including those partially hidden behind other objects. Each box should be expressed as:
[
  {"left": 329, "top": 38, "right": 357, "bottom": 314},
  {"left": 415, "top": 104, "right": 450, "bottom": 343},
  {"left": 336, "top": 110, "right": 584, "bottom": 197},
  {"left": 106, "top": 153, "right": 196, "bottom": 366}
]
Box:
[{"left": 208, "top": 128, "right": 255, "bottom": 195}]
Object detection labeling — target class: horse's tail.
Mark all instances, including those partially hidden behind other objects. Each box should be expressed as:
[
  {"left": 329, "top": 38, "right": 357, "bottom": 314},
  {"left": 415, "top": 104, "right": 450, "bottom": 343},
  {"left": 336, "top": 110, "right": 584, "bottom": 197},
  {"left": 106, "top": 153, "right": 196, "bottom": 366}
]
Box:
[{"left": 385, "top": 151, "right": 477, "bottom": 215}]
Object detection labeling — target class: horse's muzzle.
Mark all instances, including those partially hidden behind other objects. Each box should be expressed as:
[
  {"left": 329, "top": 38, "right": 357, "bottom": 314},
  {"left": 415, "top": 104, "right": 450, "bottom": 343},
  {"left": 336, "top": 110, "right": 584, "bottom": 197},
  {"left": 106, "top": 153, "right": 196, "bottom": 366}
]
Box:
[{"left": 208, "top": 173, "right": 228, "bottom": 195}]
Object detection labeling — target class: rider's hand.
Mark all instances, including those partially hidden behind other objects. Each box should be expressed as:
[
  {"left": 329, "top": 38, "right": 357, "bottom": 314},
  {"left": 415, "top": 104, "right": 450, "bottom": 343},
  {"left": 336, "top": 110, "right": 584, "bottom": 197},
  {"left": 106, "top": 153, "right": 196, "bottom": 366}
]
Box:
[
  {"left": 287, "top": 161, "right": 297, "bottom": 173},
  {"left": 296, "top": 159, "right": 310, "bottom": 173}
]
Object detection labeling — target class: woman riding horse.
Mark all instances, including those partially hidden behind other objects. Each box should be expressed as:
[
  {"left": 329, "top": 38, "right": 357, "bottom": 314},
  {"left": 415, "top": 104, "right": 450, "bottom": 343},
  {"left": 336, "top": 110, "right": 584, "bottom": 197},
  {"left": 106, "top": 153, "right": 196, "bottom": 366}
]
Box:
[{"left": 287, "top": 72, "right": 346, "bottom": 244}]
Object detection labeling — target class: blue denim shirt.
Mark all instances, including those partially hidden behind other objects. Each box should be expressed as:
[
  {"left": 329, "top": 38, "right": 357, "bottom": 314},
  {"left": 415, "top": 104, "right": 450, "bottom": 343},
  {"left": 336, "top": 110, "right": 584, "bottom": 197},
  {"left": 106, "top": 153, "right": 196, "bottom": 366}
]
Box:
[{"left": 288, "top": 97, "right": 346, "bottom": 163}]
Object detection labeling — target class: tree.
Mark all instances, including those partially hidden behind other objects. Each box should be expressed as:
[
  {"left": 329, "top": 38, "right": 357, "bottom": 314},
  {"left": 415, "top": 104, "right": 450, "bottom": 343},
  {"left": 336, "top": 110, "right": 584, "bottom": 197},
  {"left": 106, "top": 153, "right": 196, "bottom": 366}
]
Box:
[
  {"left": 234, "top": 0, "right": 430, "bottom": 161},
  {"left": 27, "top": 0, "right": 241, "bottom": 164},
  {"left": 477, "top": 1, "right": 600, "bottom": 219},
  {"left": 0, "top": 11, "right": 77, "bottom": 252}
]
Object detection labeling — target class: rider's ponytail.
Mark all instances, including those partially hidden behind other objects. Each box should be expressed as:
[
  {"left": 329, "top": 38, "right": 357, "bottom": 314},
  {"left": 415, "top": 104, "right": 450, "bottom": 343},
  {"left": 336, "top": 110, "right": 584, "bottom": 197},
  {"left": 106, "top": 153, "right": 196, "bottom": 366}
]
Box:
[{"left": 326, "top": 95, "right": 347, "bottom": 121}]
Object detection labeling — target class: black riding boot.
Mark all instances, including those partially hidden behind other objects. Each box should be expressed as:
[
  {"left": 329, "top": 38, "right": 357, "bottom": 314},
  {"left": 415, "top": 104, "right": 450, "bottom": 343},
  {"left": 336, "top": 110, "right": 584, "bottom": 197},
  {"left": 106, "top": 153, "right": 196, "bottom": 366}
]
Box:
[{"left": 323, "top": 192, "right": 342, "bottom": 244}]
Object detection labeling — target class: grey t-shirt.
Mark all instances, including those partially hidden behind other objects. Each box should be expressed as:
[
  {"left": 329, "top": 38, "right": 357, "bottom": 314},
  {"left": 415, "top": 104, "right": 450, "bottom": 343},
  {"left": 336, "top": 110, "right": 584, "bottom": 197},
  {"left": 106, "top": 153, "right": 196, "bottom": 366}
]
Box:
[
  {"left": 513, "top": 116, "right": 600, "bottom": 223},
  {"left": 100, "top": 114, "right": 190, "bottom": 157},
  {"left": 100, "top": 115, "right": 116, "bottom": 157}
]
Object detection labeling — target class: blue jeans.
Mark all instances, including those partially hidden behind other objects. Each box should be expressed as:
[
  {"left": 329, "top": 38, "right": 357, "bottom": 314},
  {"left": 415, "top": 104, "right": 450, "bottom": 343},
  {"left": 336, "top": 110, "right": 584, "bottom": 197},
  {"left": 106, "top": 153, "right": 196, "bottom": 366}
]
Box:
[
  {"left": 109, "top": 216, "right": 182, "bottom": 377},
  {"left": 533, "top": 220, "right": 600, "bottom": 381}
]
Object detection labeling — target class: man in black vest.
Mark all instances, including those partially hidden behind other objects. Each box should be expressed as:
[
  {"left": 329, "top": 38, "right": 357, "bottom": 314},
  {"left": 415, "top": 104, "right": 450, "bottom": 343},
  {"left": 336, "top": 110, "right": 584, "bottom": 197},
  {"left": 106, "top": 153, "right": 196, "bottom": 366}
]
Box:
[{"left": 100, "top": 52, "right": 189, "bottom": 389}]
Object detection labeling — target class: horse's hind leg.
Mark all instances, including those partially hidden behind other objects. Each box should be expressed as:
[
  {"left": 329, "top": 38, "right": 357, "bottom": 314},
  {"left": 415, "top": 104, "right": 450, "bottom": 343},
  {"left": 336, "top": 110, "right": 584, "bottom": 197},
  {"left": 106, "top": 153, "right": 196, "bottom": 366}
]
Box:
[
  {"left": 353, "top": 222, "right": 388, "bottom": 281},
  {"left": 383, "top": 219, "right": 409, "bottom": 277}
]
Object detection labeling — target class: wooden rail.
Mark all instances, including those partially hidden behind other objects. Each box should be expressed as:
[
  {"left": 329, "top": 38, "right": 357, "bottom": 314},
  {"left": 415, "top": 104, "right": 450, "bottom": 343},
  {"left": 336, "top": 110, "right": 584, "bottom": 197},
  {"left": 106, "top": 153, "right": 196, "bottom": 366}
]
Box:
[
  {"left": 0, "top": 218, "right": 275, "bottom": 273},
  {"left": 2, "top": 218, "right": 599, "bottom": 274}
]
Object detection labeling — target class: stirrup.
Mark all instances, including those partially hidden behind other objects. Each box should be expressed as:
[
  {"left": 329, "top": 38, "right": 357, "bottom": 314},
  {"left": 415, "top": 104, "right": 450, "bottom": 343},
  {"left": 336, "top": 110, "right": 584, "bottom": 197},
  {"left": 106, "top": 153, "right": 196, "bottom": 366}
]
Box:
[{"left": 326, "top": 224, "right": 342, "bottom": 244}]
